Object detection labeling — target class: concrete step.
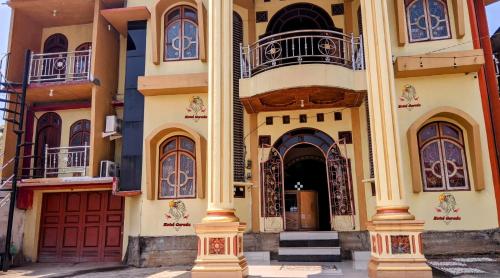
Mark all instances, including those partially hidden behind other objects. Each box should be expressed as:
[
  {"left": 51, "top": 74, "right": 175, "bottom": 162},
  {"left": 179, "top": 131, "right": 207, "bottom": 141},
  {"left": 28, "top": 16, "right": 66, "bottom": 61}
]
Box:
[
  {"left": 244, "top": 251, "right": 270, "bottom": 265},
  {"left": 280, "top": 231, "right": 339, "bottom": 241},
  {"left": 352, "top": 251, "right": 371, "bottom": 261},
  {"left": 279, "top": 247, "right": 341, "bottom": 256},
  {"left": 280, "top": 239, "right": 339, "bottom": 248},
  {"left": 278, "top": 254, "right": 342, "bottom": 262},
  {"left": 278, "top": 247, "right": 342, "bottom": 262}
]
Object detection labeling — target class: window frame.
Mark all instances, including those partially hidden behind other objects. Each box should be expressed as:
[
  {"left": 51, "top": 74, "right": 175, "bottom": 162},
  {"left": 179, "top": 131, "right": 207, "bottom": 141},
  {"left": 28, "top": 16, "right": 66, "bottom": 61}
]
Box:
[
  {"left": 418, "top": 121, "right": 471, "bottom": 192},
  {"left": 158, "top": 135, "right": 197, "bottom": 199},
  {"left": 163, "top": 5, "right": 199, "bottom": 62},
  {"left": 406, "top": 0, "right": 452, "bottom": 43},
  {"left": 69, "top": 119, "right": 91, "bottom": 167}
]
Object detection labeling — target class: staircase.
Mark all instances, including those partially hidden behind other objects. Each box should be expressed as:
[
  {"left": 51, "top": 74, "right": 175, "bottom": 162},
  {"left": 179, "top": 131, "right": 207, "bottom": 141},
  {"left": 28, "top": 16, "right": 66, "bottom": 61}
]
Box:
[{"left": 278, "top": 231, "right": 341, "bottom": 262}]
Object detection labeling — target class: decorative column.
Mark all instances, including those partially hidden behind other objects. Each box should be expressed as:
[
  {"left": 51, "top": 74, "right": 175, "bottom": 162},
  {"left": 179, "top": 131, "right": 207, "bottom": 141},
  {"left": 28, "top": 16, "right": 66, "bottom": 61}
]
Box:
[
  {"left": 359, "top": 0, "right": 432, "bottom": 277},
  {"left": 191, "top": 1, "right": 248, "bottom": 277}
]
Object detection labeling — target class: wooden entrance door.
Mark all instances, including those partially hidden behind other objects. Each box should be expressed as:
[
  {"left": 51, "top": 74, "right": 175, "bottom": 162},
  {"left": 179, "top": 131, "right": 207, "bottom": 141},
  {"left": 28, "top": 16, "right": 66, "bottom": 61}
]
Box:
[
  {"left": 285, "top": 190, "right": 319, "bottom": 231},
  {"left": 38, "top": 191, "right": 124, "bottom": 263},
  {"left": 34, "top": 112, "right": 62, "bottom": 177},
  {"left": 299, "top": 191, "right": 318, "bottom": 230}
]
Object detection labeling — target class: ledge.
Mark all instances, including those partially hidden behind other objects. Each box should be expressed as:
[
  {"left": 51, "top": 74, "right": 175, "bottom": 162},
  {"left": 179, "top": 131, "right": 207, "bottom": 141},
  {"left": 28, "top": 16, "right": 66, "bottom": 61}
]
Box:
[
  {"left": 394, "top": 49, "right": 485, "bottom": 78},
  {"left": 101, "top": 6, "right": 151, "bottom": 36},
  {"left": 18, "top": 176, "right": 116, "bottom": 188},
  {"left": 138, "top": 73, "right": 208, "bottom": 96}
]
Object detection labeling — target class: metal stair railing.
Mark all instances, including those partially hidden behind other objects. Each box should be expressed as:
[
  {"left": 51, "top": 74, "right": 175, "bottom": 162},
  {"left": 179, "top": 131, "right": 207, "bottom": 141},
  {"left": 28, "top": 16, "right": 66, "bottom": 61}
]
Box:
[{"left": 1, "top": 50, "right": 30, "bottom": 272}]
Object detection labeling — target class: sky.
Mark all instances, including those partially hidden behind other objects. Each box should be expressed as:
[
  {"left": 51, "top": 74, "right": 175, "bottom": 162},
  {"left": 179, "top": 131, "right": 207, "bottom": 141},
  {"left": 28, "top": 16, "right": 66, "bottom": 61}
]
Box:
[{"left": 0, "top": 2, "right": 499, "bottom": 67}]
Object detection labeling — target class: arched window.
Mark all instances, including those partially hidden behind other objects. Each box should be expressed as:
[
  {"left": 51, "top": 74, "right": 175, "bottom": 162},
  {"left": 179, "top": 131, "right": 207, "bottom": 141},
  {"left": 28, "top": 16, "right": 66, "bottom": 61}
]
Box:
[
  {"left": 164, "top": 6, "right": 199, "bottom": 61},
  {"left": 74, "top": 42, "right": 92, "bottom": 78},
  {"left": 69, "top": 119, "right": 91, "bottom": 147},
  {"left": 69, "top": 119, "right": 91, "bottom": 167},
  {"left": 159, "top": 136, "right": 196, "bottom": 199},
  {"left": 418, "top": 122, "right": 470, "bottom": 191},
  {"left": 406, "top": 0, "right": 451, "bottom": 43},
  {"left": 44, "top": 33, "right": 68, "bottom": 53}
]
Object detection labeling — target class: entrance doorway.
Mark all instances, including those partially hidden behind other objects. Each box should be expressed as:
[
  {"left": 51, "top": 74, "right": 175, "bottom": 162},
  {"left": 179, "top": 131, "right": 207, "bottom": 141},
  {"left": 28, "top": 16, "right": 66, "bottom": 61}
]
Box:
[
  {"left": 284, "top": 144, "right": 330, "bottom": 231},
  {"left": 261, "top": 128, "right": 355, "bottom": 232}
]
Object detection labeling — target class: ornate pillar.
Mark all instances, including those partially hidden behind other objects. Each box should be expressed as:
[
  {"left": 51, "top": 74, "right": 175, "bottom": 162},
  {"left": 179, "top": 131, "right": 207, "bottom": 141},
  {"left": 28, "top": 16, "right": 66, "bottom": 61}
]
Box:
[
  {"left": 192, "top": 1, "right": 248, "bottom": 277},
  {"left": 359, "top": 0, "right": 432, "bottom": 277}
]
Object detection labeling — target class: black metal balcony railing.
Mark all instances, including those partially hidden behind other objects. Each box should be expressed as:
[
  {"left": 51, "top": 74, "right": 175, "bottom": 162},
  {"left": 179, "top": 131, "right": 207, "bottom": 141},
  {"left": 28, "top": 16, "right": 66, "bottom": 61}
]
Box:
[
  {"left": 240, "top": 30, "right": 364, "bottom": 78},
  {"left": 29, "top": 49, "right": 92, "bottom": 84}
]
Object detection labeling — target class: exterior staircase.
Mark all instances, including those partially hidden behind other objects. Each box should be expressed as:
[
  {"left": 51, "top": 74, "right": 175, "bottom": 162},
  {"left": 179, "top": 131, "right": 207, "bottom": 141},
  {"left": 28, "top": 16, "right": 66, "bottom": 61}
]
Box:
[{"left": 278, "top": 231, "right": 341, "bottom": 262}]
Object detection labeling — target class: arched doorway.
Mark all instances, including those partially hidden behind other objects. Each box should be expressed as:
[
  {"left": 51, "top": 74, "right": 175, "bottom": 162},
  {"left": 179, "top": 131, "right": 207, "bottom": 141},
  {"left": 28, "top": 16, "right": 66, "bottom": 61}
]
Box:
[
  {"left": 43, "top": 33, "right": 69, "bottom": 81},
  {"left": 34, "top": 112, "right": 62, "bottom": 177},
  {"left": 284, "top": 144, "right": 330, "bottom": 231},
  {"left": 261, "top": 128, "right": 354, "bottom": 231}
]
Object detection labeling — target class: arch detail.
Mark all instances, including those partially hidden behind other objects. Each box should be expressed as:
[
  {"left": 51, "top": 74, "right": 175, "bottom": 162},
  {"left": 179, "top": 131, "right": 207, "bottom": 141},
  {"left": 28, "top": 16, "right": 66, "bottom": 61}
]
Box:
[
  {"left": 151, "top": 0, "right": 206, "bottom": 64},
  {"left": 145, "top": 122, "right": 206, "bottom": 200},
  {"left": 273, "top": 128, "right": 337, "bottom": 157},
  {"left": 265, "top": 3, "right": 339, "bottom": 36},
  {"left": 407, "top": 106, "right": 484, "bottom": 192}
]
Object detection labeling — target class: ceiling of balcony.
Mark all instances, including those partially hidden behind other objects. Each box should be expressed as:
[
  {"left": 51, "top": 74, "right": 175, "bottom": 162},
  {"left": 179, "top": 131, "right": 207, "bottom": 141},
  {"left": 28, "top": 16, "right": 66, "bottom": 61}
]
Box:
[
  {"left": 240, "top": 86, "right": 366, "bottom": 113},
  {"left": 8, "top": 0, "right": 95, "bottom": 27}
]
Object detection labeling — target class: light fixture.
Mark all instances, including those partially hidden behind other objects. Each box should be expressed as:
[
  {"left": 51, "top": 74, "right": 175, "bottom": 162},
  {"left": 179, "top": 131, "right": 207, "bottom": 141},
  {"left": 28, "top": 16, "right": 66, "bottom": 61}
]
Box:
[
  {"left": 300, "top": 99, "right": 305, "bottom": 108},
  {"left": 49, "top": 89, "right": 54, "bottom": 97},
  {"left": 52, "top": 10, "right": 57, "bottom": 17}
]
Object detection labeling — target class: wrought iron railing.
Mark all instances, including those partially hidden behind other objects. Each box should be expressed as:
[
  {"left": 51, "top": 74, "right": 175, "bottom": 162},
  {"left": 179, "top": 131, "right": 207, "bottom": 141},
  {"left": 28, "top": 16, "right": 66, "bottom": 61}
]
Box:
[
  {"left": 44, "top": 144, "right": 90, "bottom": 178},
  {"left": 29, "top": 49, "right": 92, "bottom": 83},
  {"left": 240, "top": 30, "right": 364, "bottom": 78}
]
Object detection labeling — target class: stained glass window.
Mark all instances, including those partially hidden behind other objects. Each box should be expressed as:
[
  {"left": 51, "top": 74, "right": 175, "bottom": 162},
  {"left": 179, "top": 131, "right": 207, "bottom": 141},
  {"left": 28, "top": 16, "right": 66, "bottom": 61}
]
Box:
[
  {"left": 164, "top": 6, "right": 199, "bottom": 61},
  {"left": 418, "top": 122, "right": 470, "bottom": 191},
  {"left": 406, "top": 0, "right": 451, "bottom": 43},
  {"left": 159, "top": 136, "right": 196, "bottom": 199}
]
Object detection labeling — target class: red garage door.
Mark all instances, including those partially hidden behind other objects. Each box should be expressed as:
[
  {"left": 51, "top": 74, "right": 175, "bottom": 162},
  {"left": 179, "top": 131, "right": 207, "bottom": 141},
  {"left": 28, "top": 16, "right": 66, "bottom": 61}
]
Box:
[{"left": 38, "top": 191, "right": 124, "bottom": 263}]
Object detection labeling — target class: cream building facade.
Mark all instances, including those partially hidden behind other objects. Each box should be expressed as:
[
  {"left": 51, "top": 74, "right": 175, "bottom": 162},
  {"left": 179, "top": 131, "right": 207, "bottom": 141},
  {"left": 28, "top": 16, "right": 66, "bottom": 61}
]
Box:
[{"left": 1, "top": 0, "right": 500, "bottom": 277}]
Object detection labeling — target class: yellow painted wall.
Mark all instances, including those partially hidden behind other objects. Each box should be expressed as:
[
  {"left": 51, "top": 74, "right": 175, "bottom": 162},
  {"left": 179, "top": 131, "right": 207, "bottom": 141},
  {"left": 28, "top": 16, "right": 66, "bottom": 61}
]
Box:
[
  {"left": 394, "top": 74, "right": 499, "bottom": 230},
  {"left": 30, "top": 109, "right": 91, "bottom": 176},
  {"left": 121, "top": 92, "right": 253, "bottom": 258},
  {"left": 113, "top": 1, "right": 498, "bottom": 264},
  {"left": 32, "top": 109, "right": 92, "bottom": 149},
  {"left": 40, "top": 24, "right": 93, "bottom": 52},
  {"left": 388, "top": 0, "right": 474, "bottom": 56}
]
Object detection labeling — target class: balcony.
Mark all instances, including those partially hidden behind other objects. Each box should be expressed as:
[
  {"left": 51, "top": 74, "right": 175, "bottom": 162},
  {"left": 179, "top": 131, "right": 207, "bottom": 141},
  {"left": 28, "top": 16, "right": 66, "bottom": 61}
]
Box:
[
  {"left": 240, "top": 30, "right": 364, "bottom": 78},
  {"left": 26, "top": 50, "right": 93, "bottom": 103},
  {"left": 239, "top": 30, "right": 366, "bottom": 113},
  {"left": 22, "top": 145, "right": 90, "bottom": 179},
  {"left": 29, "top": 49, "right": 92, "bottom": 84}
]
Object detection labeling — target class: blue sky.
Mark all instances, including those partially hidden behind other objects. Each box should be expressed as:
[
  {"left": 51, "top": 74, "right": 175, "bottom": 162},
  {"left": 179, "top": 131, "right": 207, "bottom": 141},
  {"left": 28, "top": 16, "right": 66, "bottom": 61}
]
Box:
[{"left": 0, "top": 2, "right": 499, "bottom": 60}]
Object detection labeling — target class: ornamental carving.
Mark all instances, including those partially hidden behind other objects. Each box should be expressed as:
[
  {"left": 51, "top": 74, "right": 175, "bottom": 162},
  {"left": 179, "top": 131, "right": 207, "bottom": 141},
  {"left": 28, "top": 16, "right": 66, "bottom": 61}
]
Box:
[
  {"left": 390, "top": 235, "right": 411, "bottom": 255},
  {"left": 208, "top": 238, "right": 226, "bottom": 255}
]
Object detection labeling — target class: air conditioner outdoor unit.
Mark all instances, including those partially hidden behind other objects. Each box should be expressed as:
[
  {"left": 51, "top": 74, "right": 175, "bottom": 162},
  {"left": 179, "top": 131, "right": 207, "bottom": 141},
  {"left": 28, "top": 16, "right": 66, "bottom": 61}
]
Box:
[
  {"left": 105, "top": 115, "right": 121, "bottom": 133},
  {"left": 100, "top": 160, "right": 118, "bottom": 177}
]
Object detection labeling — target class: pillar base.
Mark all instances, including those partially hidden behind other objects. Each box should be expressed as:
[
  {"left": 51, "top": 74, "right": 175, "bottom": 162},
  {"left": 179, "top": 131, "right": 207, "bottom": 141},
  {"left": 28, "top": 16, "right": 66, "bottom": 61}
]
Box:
[
  {"left": 367, "top": 220, "right": 432, "bottom": 278},
  {"left": 192, "top": 221, "right": 248, "bottom": 278}
]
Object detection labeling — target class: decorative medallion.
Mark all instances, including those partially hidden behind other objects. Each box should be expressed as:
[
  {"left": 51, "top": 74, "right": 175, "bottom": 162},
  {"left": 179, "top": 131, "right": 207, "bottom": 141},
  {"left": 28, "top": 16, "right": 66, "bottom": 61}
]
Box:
[
  {"left": 398, "top": 84, "right": 421, "bottom": 110},
  {"left": 185, "top": 96, "right": 207, "bottom": 122},
  {"left": 164, "top": 200, "right": 191, "bottom": 231},
  {"left": 208, "top": 237, "right": 226, "bottom": 255},
  {"left": 434, "top": 193, "right": 461, "bottom": 224},
  {"left": 390, "top": 235, "right": 411, "bottom": 254}
]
